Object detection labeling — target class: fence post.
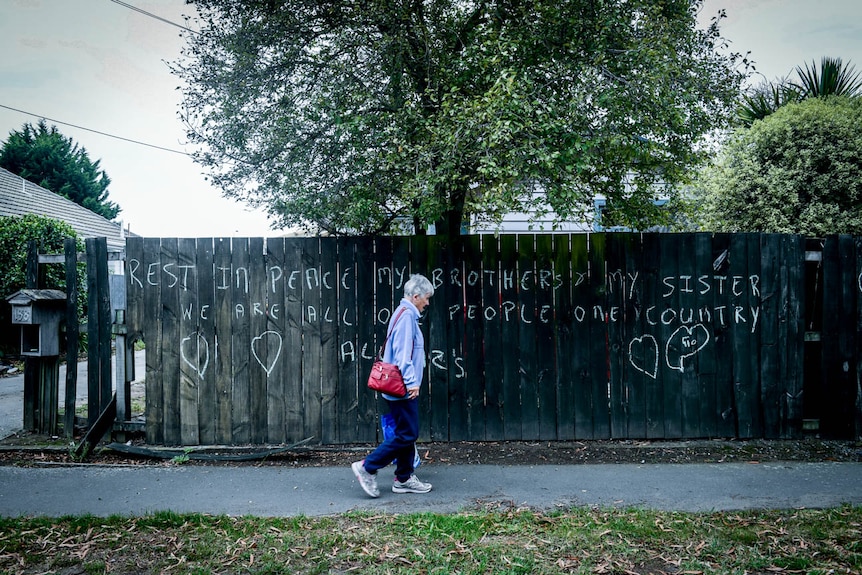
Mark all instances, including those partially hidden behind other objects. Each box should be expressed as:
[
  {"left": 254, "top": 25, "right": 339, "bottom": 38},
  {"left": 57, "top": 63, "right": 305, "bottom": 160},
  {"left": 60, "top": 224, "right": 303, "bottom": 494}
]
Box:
[
  {"left": 63, "top": 238, "right": 79, "bottom": 437},
  {"left": 85, "top": 237, "right": 112, "bottom": 427},
  {"left": 22, "top": 242, "right": 38, "bottom": 431}
]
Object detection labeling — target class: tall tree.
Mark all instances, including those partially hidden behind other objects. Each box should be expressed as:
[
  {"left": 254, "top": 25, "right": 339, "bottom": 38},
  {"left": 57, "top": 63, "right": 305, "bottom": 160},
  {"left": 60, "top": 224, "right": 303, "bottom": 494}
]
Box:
[
  {"left": 174, "top": 0, "right": 745, "bottom": 236},
  {"left": 696, "top": 97, "right": 862, "bottom": 236},
  {"left": 0, "top": 120, "right": 120, "bottom": 220},
  {"left": 736, "top": 56, "right": 862, "bottom": 127}
]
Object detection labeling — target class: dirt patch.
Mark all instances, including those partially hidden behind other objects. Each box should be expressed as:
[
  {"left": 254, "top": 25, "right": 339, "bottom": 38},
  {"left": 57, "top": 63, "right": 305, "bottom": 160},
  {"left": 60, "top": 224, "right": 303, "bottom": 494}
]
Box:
[{"left": 1, "top": 431, "right": 859, "bottom": 467}]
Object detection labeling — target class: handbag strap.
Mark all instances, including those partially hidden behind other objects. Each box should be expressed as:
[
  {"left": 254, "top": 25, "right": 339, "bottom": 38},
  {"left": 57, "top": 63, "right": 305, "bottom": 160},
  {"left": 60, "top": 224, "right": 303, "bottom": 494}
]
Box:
[{"left": 378, "top": 306, "right": 408, "bottom": 360}]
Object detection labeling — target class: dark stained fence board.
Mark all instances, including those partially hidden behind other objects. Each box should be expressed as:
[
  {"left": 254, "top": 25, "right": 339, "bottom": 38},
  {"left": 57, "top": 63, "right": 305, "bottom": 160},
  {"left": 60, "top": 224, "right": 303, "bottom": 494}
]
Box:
[
  {"left": 857, "top": 238, "right": 862, "bottom": 439},
  {"left": 837, "top": 235, "right": 856, "bottom": 440},
  {"left": 735, "top": 233, "right": 762, "bottom": 438},
  {"left": 155, "top": 238, "right": 181, "bottom": 445},
  {"left": 247, "top": 237, "right": 268, "bottom": 444},
  {"left": 353, "top": 237, "right": 377, "bottom": 443},
  {"left": 623, "top": 233, "right": 647, "bottom": 439},
  {"left": 265, "top": 238, "right": 287, "bottom": 444},
  {"left": 86, "top": 238, "right": 112, "bottom": 425},
  {"left": 678, "top": 233, "right": 702, "bottom": 438},
  {"left": 372, "top": 237, "right": 394, "bottom": 440},
  {"left": 425, "top": 235, "right": 450, "bottom": 441},
  {"left": 195, "top": 239, "right": 216, "bottom": 445},
  {"left": 659, "top": 234, "right": 681, "bottom": 439},
  {"left": 319, "top": 237, "right": 339, "bottom": 444},
  {"left": 213, "top": 238, "right": 234, "bottom": 444},
  {"left": 780, "top": 235, "right": 805, "bottom": 438},
  {"left": 499, "top": 234, "right": 521, "bottom": 440},
  {"left": 462, "top": 235, "right": 486, "bottom": 440},
  {"left": 553, "top": 234, "right": 575, "bottom": 441},
  {"left": 606, "top": 233, "right": 632, "bottom": 438},
  {"left": 535, "top": 233, "right": 558, "bottom": 440},
  {"left": 96, "top": 238, "right": 112, "bottom": 417},
  {"left": 821, "top": 235, "right": 857, "bottom": 438},
  {"left": 283, "top": 238, "right": 305, "bottom": 442},
  {"left": 640, "top": 233, "right": 664, "bottom": 439},
  {"left": 301, "top": 238, "right": 323, "bottom": 443},
  {"left": 711, "top": 234, "right": 736, "bottom": 438},
  {"left": 820, "top": 236, "right": 840, "bottom": 438},
  {"left": 570, "top": 233, "right": 594, "bottom": 439},
  {"left": 178, "top": 237, "right": 200, "bottom": 445},
  {"left": 230, "top": 238, "right": 252, "bottom": 445},
  {"left": 63, "top": 239, "right": 79, "bottom": 438},
  {"left": 694, "top": 233, "right": 718, "bottom": 438},
  {"left": 588, "top": 233, "right": 610, "bottom": 439},
  {"left": 125, "top": 237, "right": 145, "bottom": 343},
  {"left": 336, "top": 238, "right": 359, "bottom": 443},
  {"left": 517, "top": 235, "right": 540, "bottom": 440},
  {"left": 759, "top": 234, "right": 781, "bottom": 439},
  {"left": 444, "top": 239, "right": 468, "bottom": 441},
  {"left": 482, "top": 235, "right": 505, "bottom": 441}
]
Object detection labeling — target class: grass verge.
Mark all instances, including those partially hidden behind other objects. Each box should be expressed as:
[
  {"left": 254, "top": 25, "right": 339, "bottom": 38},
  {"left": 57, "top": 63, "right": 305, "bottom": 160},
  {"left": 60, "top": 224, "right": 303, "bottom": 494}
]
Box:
[{"left": 0, "top": 505, "right": 859, "bottom": 574}]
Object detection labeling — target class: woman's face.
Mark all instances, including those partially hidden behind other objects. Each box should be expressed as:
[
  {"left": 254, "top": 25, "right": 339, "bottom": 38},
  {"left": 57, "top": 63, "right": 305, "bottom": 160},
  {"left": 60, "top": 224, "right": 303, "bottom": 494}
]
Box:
[{"left": 411, "top": 292, "right": 431, "bottom": 313}]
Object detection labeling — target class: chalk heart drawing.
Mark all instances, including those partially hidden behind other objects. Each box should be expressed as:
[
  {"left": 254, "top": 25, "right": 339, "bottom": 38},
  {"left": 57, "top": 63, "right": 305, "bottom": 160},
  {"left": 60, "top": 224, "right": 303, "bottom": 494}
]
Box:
[
  {"left": 252, "top": 330, "right": 283, "bottom": 377},
  {"left": 629, "top": 335, "right": 659, "bottom": 379},
  {"left": 180, "top": 332, "right": 209, "bottom": 380},
  {"left": 665, "top": 324, "right": 710, "bottom": 372}
]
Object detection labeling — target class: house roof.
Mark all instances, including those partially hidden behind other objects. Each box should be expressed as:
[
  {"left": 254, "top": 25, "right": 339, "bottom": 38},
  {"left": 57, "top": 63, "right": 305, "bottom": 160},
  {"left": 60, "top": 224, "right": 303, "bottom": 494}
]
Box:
[{"left": 0, "top": 167, "right": 127, "bottom": 253}]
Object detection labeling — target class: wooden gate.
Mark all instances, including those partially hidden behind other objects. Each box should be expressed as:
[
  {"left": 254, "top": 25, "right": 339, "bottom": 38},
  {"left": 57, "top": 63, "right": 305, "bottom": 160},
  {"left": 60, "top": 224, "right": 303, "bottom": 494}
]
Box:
[{"left": 124, "top": 233, "right": 860, "bottom": 446}]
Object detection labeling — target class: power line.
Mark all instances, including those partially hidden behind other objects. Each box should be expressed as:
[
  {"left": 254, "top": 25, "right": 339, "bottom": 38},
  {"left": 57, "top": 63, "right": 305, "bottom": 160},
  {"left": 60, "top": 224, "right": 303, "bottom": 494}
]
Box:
[
  {"left": 108, "top": 0, "right": 198, "bottom": 34},
  {"left": 0, "top": 103, "right": 192, "bottom": 156}
]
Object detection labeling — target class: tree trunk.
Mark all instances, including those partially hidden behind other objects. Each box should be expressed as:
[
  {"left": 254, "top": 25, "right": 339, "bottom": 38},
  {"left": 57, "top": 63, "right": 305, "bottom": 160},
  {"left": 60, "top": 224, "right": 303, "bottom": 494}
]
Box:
[{"left": 434, "top": 188, "right": 466, "bottom": 239}]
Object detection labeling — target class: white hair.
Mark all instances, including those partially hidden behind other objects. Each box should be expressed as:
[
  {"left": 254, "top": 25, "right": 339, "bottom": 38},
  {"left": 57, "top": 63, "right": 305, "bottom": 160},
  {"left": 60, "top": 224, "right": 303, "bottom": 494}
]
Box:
[{"left": 404, "top": 274, "right": 434, "bottom": 298}]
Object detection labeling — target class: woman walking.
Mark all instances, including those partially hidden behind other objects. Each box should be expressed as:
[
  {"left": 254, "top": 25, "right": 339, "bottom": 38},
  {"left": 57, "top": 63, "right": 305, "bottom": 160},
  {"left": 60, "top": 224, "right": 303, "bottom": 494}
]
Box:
[{"left": 352, "top": 274, "right": 434, "bottom": 498}]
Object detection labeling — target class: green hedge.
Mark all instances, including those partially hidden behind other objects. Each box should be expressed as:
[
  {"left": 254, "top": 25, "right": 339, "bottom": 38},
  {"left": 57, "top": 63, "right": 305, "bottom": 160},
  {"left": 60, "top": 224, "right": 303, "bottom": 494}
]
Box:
[{"left": 0, "top": 214, "right": 83, "bottom": 359}]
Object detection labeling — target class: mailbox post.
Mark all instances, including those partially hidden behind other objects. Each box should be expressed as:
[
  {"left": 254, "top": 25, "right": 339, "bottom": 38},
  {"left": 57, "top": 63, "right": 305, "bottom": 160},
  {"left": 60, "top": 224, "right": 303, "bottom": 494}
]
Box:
[{"left": 6, "top": 289, "right": 66, "bottom": 434}]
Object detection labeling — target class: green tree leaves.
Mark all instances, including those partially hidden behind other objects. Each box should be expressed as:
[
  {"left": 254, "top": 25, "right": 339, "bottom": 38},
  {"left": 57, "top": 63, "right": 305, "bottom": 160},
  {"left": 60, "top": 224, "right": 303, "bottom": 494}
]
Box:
[
  {"left": 697, "top": 97, "right": 862, "bottom": 236},
  {"left": 174, "top": 0, "right": 745, "bottom": 236},
  {"left": 0, "top": 121, "right": 119, "bottom": 220}
]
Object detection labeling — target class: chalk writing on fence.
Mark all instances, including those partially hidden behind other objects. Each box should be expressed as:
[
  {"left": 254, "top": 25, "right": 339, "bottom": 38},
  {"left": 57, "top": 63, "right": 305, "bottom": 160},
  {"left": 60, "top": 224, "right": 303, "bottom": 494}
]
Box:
[{"left": 129, "top": 258, "right": 762, "bottom": 379}]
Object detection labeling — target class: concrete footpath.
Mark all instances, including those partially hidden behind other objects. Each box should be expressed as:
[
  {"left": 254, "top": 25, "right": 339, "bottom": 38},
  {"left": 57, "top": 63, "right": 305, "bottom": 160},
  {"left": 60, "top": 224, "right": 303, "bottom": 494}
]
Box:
[
  {"left": 2, "top": 356, "right": 861, "bottom": 518},
  {"left": 1, "top": 461, "right": 861, "bottom": 518}
]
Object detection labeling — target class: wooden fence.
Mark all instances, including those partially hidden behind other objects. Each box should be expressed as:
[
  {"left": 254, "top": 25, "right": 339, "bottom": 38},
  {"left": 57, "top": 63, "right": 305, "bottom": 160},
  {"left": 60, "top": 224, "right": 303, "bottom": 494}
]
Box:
[{"left": 123, "top": 233, "right": 862, "bottom": 446}]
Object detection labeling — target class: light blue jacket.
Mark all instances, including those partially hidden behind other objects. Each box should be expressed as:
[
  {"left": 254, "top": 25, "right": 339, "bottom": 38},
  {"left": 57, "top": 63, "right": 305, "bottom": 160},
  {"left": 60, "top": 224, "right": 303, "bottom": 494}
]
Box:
[{"left": 382, "top": 298, "right": 425, "bottom": 400}]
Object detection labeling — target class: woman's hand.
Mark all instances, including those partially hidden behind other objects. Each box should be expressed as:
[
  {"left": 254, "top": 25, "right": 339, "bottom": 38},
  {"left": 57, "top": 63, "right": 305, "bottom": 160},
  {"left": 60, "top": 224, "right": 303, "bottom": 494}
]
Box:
[{"left": 407, "top": 387, "right": 419, "bottom": 400}]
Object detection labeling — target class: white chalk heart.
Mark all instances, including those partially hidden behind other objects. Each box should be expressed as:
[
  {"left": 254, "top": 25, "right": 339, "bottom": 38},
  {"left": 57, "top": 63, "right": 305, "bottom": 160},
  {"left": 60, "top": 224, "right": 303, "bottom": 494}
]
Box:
[
  {"left": 628, "top": 334, "right": 659, "bottom": 379},
  {"left": 251, "top": 331, "right": 283, "bottom": 377},
  {"left": 665, "top": 324, "right": 710, "bottom": 372},
  {"left": 180, "top": 332, "right": 210, "bottom": 379}
]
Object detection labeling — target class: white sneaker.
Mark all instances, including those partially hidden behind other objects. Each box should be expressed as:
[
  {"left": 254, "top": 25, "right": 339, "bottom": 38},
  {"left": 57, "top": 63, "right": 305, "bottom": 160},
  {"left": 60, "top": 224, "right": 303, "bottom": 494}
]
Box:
[
  {"left": 352, "top": 460, "right": 379, "bottom": 498},
  {"left": 392, "top": 474, "right": 432, "bottom": 494}
]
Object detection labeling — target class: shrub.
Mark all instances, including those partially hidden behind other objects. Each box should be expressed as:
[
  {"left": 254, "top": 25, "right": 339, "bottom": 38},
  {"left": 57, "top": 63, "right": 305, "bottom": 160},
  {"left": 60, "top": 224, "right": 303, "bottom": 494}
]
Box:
[{"left": 0, "top": 215, "right": 83, "bottom": 359}]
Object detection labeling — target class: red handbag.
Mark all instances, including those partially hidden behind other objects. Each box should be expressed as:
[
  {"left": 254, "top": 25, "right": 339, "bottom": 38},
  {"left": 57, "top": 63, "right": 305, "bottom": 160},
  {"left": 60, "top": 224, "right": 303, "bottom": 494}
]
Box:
[{"left": 367, "top": 308, "right": 408, "bottom": 397}]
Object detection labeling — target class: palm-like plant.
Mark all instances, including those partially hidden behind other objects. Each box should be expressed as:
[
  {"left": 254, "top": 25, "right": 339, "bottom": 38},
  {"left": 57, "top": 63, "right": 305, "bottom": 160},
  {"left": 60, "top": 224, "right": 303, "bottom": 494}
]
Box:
[
  {"left": 735, "top": 56, "right": 861, "bottom": 127},
  {"left": 736, "top": 79, "right": 802, "bottom": 127},
  {"left": 793, "top": 56, "right": 862, "bottom": 98}
]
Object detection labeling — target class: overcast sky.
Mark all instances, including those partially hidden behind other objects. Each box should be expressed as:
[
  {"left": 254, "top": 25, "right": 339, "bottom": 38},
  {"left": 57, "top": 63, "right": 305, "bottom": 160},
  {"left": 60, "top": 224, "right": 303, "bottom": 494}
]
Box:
[{"left": 1, "top": 0, "right": 860, "bottom": 238}]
